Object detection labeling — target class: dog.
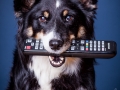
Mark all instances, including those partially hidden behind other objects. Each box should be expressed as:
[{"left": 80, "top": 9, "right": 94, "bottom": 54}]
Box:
[{"left": 7, "top": 0, "right": 97, "bottom": 90}]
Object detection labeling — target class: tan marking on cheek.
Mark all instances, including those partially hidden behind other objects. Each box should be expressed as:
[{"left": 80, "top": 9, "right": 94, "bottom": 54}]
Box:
[
  {"left": 35, "top": 30, "right": 44, "bottom": 39},
  {"left": 44, "top": 11, "right": 49, "bottom": 18},
  {"left": 65, "top": 57, "right": 79, "bottom": 66},
  {"left": 63, "top": 10, "right": 68, "bottom": 16},
  {"left": 26, "top": 27, "right": 33, "bottom": 37},
  {"left": 65, "top": 57, "right": 75, "bottom": 66},
  {"left": 77, "top": 26, "right": 86, "bottom": 38},
  {"left": 69, "top": 31, "right": 75, "bottom": 40},
  {"left": 70, "top": 34, "right": 75, "bottom": 40}
]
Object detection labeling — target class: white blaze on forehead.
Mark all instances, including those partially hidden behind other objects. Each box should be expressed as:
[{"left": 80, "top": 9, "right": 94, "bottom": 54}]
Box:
[{"left": 56, "top": 0, "right": 61, "bottom": 8}]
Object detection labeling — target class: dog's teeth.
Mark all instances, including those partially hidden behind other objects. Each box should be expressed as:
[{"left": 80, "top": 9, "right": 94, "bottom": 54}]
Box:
[
  {"left": 52, "top": 61, "right": 54, "bottom": 64},
  {"left": 53, "top": 62, "right": 56, "bottom": 65},
  {"left": 60, "top": 61, "right": 62, "bottom": 64},
  {"left": 49, "top": 56, "right": 65, "bottom": 67},
  {"left": 60, "top": 57, "right": 64, "bottom": 60},
  {"left": 60, "top": 57, "right": 64, "bottom": 61}
]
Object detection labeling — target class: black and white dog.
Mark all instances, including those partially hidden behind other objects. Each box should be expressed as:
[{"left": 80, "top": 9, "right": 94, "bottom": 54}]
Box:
[{"left": 7, "top": 0, "right": 97, "bottom": 90}]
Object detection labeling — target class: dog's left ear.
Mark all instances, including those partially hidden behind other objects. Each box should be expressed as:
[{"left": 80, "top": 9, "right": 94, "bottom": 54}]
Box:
[
  {"left": 14, "top": 0, "right": 37, "bottom": 17},
  {"left": 79, "top": 0, "right": 97, "bottom": 10}
]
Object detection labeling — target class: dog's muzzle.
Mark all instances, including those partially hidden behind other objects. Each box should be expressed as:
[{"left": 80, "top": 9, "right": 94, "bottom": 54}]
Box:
[{"left": 48, "top": 39, "right": 66, "bottom": 67}]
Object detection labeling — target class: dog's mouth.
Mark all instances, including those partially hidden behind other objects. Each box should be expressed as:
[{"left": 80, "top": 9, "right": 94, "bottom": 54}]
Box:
[{"left": 49, "top": 56, "right": 65, "bottom": 67}]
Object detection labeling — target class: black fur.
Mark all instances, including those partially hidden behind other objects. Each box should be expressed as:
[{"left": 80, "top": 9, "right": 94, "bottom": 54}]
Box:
[{"left": 7, "top": 0, "right": 97, "bottom": 90}]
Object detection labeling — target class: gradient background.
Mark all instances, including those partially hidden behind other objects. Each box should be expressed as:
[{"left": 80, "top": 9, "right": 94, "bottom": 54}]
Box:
[{"left": 0, "top": 0, "right": 120, "bottom": 90}]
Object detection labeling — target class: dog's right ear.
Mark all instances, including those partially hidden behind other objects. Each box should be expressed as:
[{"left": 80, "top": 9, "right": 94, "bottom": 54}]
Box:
[{"left": 14, "top": 0, "right": 38, "bottom": 17}]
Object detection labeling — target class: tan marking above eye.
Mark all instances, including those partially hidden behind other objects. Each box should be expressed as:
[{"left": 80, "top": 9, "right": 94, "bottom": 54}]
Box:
[
  {"left": 63, "top": 10, "right": 68, "bottom": 16},
  {"left": 69, "top": 31, "right": 75, "bottom": 40},
  {"left": 44, "top": 11, "right": 49, "bottom": 18}
]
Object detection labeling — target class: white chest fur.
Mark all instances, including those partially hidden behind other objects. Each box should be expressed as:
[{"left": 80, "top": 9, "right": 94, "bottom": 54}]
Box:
[{"left": 28, "top": 56, "right": 81, "bottom": 90}]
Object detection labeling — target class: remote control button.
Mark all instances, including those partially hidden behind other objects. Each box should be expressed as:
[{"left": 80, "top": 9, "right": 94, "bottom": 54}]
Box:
[
  {"left": 31, "top": 43, "right": 34, "bottom": 46},
  {"left": 40, "top": 40, "right": 43, "bottom": 42},
  {"left": 105, "top": 48, "right": 107, "bottom": 51},
  {"left": 76, "top": 40, "right": 79, "bottom": 43},
  {"left": 39, "top": 43, "right": 44, "bottom": 49},
  {"left": 71, "top": 43, "right": 75, "bottom": 46},
  {"left": 86, "top": 43, "right": 88, "bottom": 46},
  {"left": 98, "top": 41, "right": 100, "bottom": 48},
  {"left": 98, "top": 44, "right": 100, "bottom": 48},
  {"left": 71, "top": 46, "right": 75, "bottom": 50},
  {"left": 98, "top": 41, "right": 100, "bottom": 44},
  {"left": 27, "top": 39, "right": 32, "bottom": 42},
  {"left": 102, "top": 41, "right": 104, "bottom": 44},
  {"left": 94, "top": 47, "right": 96, "bottom": 51},
  {"left": 98, "top": 47, "right": 101, "bottom": 51},
  {"left": 86, "top": 45, "right": 88, "bottom": 48},
  {"left": 90, "top": 43, "right": 92, "bottom": 47},
  {"left": 35, "top": 42, "right": 39, "bottom": 46},
  {"left": 26, "top": 40, "right": 28, "bottom": 43},
  {"left": 102, "top": 44, "right": 104, "bottom": 48},
  {"left": 72, "top": 40, "right": 75, "bottom": 43},
  {"left": 102, "top": 48, "right": 104, "bottom": 51},
  {"left": 76, "top": 46, "right": 79, "bottom": 50},
  {"left": 80, "top": 46, "right": 84, "bottom": 51},
  {"left": 81, "top": 40, "right": 85, "bottom": 44},
  {"left": 26, "top": 46, "right": 31, "bottom": 50},
  {"left": 94, "top": 41, "right": 96, "bottom": 44},
  {"left": 36, "top": 40, "right": 39, "bottom": 42},
  {"left": 86, "top": 40, "right": 89, "bottom": 43},
  {"left": 108, "top": 43, "right": 110, "bottom": 49},
  {"left": 35, "top": 46, "right": 38, "bottom": 49},
  {"left": 90, "top": 40, "right": 92, "bottom": 44},
  {"left": 86, "top": 48, "right": 88, "bottom": 51},
  {"left": 94, "top": 43, "right": 96, "bottom": 48},
  {"left": 90, "top": 47, "right": 92, "bottom": 51},
  {"left": 76, "top": 43, "right": 79, "bottom": 46}
]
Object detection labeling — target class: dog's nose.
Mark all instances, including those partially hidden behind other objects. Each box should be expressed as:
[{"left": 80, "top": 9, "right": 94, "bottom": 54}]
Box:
[{"left": 49, "top": 39, "right": 63, "bottom": 50}]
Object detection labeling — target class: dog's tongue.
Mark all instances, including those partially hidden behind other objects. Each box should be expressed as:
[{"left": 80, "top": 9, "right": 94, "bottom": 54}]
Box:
[{"left": 49, "top": 56, "right": 65, "bottom": 67}]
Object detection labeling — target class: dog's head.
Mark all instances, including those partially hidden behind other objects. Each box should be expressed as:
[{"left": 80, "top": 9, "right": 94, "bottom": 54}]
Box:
[{"left": 14, "top": 0, "right": 97, "bottom": 67}]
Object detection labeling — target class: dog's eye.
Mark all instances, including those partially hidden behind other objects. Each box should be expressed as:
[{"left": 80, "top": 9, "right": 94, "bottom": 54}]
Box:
[
  {"left": 39, "top": 16, "right": 47, "bottom": 23},
  {"left": 66, "top": 15, "right": 74, "bottom": 22}
]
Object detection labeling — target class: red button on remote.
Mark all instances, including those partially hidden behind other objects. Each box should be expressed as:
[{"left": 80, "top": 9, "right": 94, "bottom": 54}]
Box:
[{"left": 26, "top": 46, "right": 31, "bottom": 50}]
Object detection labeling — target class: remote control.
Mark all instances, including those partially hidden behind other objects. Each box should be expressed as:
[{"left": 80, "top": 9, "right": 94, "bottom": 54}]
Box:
[{"left": 24, "top": 39, "right": 117, "bottom": 58}]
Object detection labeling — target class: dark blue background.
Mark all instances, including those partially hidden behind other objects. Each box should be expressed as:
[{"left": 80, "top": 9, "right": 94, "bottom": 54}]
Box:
[{"left": 0, "top": 0, "right": 120, "bottom": 90}]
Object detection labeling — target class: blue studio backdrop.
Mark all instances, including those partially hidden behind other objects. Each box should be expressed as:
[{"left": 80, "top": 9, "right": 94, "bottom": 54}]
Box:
[{"left": 0, "top": 0, "right": 120, "bottom": 90}]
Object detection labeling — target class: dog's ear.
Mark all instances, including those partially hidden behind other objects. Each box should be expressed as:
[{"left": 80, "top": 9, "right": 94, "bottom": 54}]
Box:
[
  {"left": 14, "top": 0, "right": 37, "bottom": 17},
  {"left": 79, "top": 0, "right": 97, "bottom": 10}
]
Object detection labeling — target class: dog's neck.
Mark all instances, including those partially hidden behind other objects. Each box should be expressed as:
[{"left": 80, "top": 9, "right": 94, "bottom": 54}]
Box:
[{"left": 28, "top": 56, "right": 81, "bottom": 90}]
